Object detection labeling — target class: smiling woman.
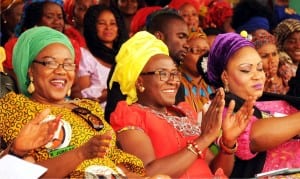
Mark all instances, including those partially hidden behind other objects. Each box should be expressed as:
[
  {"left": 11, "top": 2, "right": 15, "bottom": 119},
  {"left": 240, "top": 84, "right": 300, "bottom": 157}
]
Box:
[
  {"left": 109, "top": 31, "right": 254, "bottom": 178},
  {"left": 0, "top": 26, "right": 144, "bottom": 178}
]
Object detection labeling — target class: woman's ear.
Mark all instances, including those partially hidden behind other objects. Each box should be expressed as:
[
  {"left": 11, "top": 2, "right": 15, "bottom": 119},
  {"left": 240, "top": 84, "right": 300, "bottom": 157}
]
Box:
[
  {"left": 136, "top": 77, "right": 145, "bottom": 93},
  {"left": 221, "top": 71, "right": 228, "bottom": 85},
  {"left": 28, "top": 67, "right": 33, "bottom": 78}
]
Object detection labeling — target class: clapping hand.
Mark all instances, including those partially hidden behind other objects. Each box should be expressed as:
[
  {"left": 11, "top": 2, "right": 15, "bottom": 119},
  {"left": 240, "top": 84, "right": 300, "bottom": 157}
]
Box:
[
  {"left": 222, "top": 96, "right": 255, "bottom": 144},
  {"left": 200, "top": 88, "right": 225, "bottom": 145},
  {"left": 80, "top": 131, "right": 113, "bottom": 159},
  {"left": 13, "top": 108, "right": 61, "bottom": 156}
]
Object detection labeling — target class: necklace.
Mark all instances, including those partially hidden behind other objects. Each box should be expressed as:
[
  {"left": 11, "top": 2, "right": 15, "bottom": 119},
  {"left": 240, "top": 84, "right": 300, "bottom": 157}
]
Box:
[{"left": 136, "top": 104, "right": 201, "bottom": 136}]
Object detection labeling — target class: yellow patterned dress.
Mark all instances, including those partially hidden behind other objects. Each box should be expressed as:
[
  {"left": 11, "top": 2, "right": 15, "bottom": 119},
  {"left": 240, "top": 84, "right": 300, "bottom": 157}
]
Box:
[{"left": 0, "top": 92, "right": 144, "bottom": 177}]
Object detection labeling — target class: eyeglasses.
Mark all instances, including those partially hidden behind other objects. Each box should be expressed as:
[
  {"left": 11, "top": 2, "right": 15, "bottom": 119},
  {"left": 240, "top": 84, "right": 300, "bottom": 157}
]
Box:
[
  {"left": 189, "top": 47, "right": 208, "bottom": 55},
  {"left": 33, "top": 60, "right": 76, "bottom": 71},
  {"left": 140, "top": 70, "right": 181, "bottom": 82},
  {"left": 72, "top": 107, "right": 104, "bottom": 131}
]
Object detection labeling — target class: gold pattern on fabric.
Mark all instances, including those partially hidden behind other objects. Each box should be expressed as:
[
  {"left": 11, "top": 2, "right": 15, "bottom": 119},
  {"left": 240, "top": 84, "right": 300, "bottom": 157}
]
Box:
[{"left": 0, "top": 92, "right": 145, "bottom": 177}]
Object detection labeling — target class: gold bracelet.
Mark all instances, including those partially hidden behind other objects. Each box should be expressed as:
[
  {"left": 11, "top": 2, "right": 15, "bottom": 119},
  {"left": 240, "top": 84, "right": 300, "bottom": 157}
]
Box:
[
  {"left": 220, "top": 138, "right": 238, "bottom": 155},
  {"left": 187, "top": 144, "right": 198, "bottom": 157}
]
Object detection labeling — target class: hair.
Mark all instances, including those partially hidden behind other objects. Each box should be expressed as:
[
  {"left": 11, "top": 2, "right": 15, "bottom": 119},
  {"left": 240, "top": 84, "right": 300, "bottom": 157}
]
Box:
[
  {"left": 231, "top": 0, "right": 274, "bottom": 31},
  {"left": 203, "top": 27, "right": 224, "bottom": 36},
  {"left": 16, "top": 1, "right": 67, "bottom": 36},
  {"left": 146, "top": 8, "right": 184, "bottom": 34},
  {"left": 83, "top": 4, "right": 128, "bottom": 65},
  {"left": 111, "top": 0, "right": 145, "bottom": 13}
]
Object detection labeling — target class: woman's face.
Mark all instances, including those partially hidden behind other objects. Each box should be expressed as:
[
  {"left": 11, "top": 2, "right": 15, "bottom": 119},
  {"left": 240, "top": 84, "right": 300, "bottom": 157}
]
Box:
[
  {"left": 183, "top": 37, "right": 209, "bottom": 75},
  {"left": 138, "top": 54, "right": 181, "bottom": 109},
  {"left": 39, "top": 2, "right": 65, "bottom": 32},
  {"left": 29, "top": 43, "right": 75, "bottom": 103},
  {"left": 256, "top": 43, "right": 279, "bottom": 77},
  {"left": 117, "top": 0, "right": 138, "bottom": 15},
  {"left": 178, "top": 3, "right": 199, "bottom": 32},
  {"left": 96, "top": 10, "right": 118, "bottom": 47},
  {"left": 73, "top": 0, "right": 96, "bottom": 28},
  {"left": 3, "top": 2, "right": 24, "bottom": 32},
  {"left": 222, "top": 47, "right": 266, "bottom": 100},
  {"left": 283, "top": 31, "right": 300, "bottom": 63}
]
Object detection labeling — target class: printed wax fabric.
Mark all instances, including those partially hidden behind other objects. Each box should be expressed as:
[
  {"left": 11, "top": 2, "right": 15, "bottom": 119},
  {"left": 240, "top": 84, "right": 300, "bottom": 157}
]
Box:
[{"left": 0, "top": 92, "right": 144, "bottom": 177}]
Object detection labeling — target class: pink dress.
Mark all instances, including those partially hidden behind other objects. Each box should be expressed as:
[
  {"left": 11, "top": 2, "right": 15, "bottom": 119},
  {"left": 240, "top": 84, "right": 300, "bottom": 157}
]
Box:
[
  {"left": 233, "top": 100, "right": 300, "bottom": 172},
  {"left": 78, "top": 47, "right": 110, "bottom": 107}
]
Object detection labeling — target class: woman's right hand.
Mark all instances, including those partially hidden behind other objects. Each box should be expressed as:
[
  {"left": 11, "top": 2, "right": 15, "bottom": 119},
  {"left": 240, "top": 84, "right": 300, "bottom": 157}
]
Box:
[
  {"left": 79, "top": 132, "right": 112, "bottom": 160},
  {"left": 199, "top": 88, "right": 225, "bottom": 145}
]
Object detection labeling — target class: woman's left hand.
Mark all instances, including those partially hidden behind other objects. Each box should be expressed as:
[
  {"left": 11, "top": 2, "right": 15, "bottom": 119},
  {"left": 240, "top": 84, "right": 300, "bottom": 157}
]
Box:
[{"left": 221, "top": 96, "right": 255, "bottom": 144}]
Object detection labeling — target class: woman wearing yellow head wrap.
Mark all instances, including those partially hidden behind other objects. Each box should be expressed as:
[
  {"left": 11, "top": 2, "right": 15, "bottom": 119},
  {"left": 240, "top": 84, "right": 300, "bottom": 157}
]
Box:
[
  {"left": 0, "top": 26, "right": 144, "bottom": 178},
  {"left": 109, "top": 31, "right": 169, "bottom": 104},
  {"left": 110, "top": 31, "right": 253, "bottom": 178}
]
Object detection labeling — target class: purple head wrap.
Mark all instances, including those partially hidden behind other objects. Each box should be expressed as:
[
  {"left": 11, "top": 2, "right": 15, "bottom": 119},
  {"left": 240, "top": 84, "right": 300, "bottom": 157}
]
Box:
[{"left": 207, "top": 33, "right": 254, "bottom": 88}]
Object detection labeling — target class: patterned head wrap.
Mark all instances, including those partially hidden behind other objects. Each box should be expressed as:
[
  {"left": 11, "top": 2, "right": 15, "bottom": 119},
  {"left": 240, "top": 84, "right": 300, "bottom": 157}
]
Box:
[
  {"left": 1, "top": 0, "right": 23, "bottom": 13},
  {"left": 235, "top": 16, "right": 270, "bottom": 34},
  {"left": 273, "top": 18, "right": 300, "bottom": 51},
  {"left": 109, "top": 31, "right": 169, "bottom": 105},
  {"left": 207, "top": 32, "right": 254, "bottom": 88},
  {"left": 252, "top": 34, "right": 276, "bottom": 49},
  {"left": 13, "top": 26, "right": 74, "bottom": 97}
]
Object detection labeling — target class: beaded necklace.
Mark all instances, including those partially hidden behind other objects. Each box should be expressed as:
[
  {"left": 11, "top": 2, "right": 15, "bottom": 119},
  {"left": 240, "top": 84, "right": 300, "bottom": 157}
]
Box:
[{"left": 136, "top": 104, "right": 201, "bottom": 136}]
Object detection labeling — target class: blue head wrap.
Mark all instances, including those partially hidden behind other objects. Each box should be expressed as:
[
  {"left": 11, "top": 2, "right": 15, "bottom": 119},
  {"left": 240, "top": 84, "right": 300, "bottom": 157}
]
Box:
[{"left": 236, "top": 16, "right": 270, "bottom": 34}]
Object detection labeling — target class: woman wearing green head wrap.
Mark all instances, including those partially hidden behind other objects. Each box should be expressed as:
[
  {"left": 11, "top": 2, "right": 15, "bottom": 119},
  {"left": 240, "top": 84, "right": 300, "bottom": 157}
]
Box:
[{"left": 0, "top": 26, "right": 145, "bottom": 178}]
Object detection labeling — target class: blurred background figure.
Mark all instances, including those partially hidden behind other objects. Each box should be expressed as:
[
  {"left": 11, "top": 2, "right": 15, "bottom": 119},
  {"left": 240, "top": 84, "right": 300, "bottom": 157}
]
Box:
[
  {"left": 111, "top": 0, "right": 145, "bottom": 35},
  {"left": 0, "top": 0, "right": 24, "bottom": 46},
  {"left": 168, "top": 0, "right": 201, "bottom": 32},
  {"left": 64, "top": 0, "right": 100, "bottom": 48},
  {"left": 231, "top": 0, "right": 273, "bottom": 38},
  {"left": 201, "top": 0, "right": 234, "bottom": 33},
  {"left": 180, "top": 28, "right": 213, "bottom": 112},
  {"left": 273, "top": 18, "right": 300, "bottom": 96},
  {"left": 129, "top": 6, "right": 161, "bottom": 36},
  {"left": 71, "top": 4, "right": 128, "bottom": 107},
  {"left": 252, "top": 34, "right": 290, "bottom": 94}
]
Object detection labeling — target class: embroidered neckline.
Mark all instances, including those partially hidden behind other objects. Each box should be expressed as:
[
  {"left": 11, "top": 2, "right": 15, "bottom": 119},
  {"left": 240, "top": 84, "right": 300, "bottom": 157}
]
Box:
[{"left": 136, "top": 103, "right": 201, "bottom": 136}]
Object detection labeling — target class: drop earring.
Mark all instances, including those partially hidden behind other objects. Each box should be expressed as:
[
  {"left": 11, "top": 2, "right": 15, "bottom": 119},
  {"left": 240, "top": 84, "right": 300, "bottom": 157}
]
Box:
[
  {"left": 67, "top": 89, "right": 71, "bottom": 97},
  {"left": 27, "top": 76, "right": 35, "bottom": 94},
  {"left": 224, "top": 83, "right": 229, "bottom": 93}
]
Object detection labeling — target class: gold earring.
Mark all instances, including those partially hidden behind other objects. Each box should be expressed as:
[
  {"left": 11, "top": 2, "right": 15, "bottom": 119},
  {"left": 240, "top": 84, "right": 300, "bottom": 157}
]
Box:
[
  {"left": 138, "top": 86, "right": 145, "bottom": 93},
  {"left": 224, "top": 83, "right": 229, "bottom": 93},
  {"left": 27, "top": 76, "right": 35, "bottom": 94},
  {"left": 67, "top": 89, "right": 71, "bottom": 97}
]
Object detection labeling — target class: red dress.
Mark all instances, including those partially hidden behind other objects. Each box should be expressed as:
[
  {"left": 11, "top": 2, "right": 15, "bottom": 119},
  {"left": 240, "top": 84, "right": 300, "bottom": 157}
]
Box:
[{"left": 110, "top": 101, "right": 214, "bottom": 178}]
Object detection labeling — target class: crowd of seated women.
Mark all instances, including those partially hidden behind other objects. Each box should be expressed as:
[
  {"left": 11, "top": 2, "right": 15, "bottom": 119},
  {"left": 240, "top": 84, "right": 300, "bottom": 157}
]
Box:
[{"left": 1, "top": 0, "right": 300, "bottom": 178}]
